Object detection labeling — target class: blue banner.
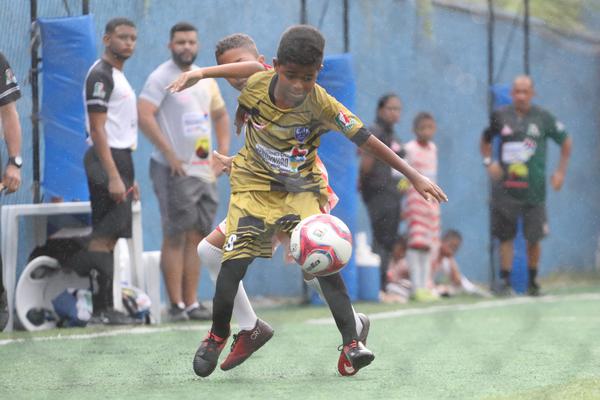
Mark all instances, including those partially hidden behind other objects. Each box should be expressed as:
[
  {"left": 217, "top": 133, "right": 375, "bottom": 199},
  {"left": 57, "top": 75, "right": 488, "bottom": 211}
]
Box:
[
  {"left": 39, "top": 15, "right": 96, "bottom": 201},
  {"left": 315, "top": 53, "right": 359, "bottom": 301}
]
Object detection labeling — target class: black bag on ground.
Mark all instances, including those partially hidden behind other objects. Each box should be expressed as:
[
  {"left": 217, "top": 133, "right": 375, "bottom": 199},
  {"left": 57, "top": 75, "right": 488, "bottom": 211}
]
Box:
[{"left": 28, "top": 236, "right": 91, "bottom": 274}]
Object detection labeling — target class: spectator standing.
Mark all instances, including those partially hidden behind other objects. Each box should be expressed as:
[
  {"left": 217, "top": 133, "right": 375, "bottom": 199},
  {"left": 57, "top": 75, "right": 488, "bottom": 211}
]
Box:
[
  {"left": 358, "top": 93, "right": 404, "bottom": 290},
  {"left": 138, "top": 22, "right": 230, "bottom": 321},
  {"left": 403, "top": 112, "right": 440, "bottom": 301},
  {"left": 481, "top": 75, "right": 572, "bottom": 296},
  {"left": 0, "top": 51, "right": 23, "bottom": 329},
  {"left": 75, "top": 18, "right": 140, "bottom": 325}
]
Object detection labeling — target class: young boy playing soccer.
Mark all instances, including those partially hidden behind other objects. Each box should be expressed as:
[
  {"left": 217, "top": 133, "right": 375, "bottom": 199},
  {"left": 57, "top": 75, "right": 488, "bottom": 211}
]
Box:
[
  {"left": 169, "top": 33, "right": 370, "bottom": 374},
  {"left": 173, "top": 25, "right": 446, "bottom": 378}
]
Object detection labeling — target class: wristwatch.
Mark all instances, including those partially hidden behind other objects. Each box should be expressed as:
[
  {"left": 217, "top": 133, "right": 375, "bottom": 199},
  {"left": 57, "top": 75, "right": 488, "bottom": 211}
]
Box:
[
  {"left": 8, "top": 156, "right": 23, "bottom": 169},
  {"left": 482, "top": 156, "right": 492, "bottom": 167}
]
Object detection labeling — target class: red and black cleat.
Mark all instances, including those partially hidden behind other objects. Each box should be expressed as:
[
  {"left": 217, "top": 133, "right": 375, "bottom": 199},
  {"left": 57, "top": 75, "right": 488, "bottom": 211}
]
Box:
[
  {"left": 337, "top": 339, "right": 375, "bottom": 376},
  {"left": 220, "top": 318, "right": 274, "bottom": 371},
  {"left": 193, "top": 330, "right": 229, "bottom": 377}
]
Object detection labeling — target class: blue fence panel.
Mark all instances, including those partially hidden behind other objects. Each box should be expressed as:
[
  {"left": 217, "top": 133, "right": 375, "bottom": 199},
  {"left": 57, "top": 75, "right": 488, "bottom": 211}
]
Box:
[{"left": 39, "top": 14, "right": 96, "bottom": 201}]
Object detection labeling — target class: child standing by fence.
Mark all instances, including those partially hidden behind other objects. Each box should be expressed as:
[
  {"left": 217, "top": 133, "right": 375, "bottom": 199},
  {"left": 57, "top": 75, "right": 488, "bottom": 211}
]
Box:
[{"left": 402, "top": 112, "right": 440, "bottom": 301}]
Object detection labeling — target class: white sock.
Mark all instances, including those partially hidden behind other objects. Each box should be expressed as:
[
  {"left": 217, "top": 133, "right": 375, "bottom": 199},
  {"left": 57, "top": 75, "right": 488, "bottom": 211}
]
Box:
[
  {"left": 352, "top": 306, "right": 363, "bottom": 337},
  {"left": 304, "top": 277, "right": 325, "bottom": 301},
  {"left": 420, "top": 250, "right": 431, "bottom": 290},
  {"left": 407, "top": 249, "right": 422, "bottom": 290},
  {"left": 305, "top": 277, "right": 362, "bottom": 336},
  {"left": 198, "top": 239, "right": 257, "bottom": 330}
]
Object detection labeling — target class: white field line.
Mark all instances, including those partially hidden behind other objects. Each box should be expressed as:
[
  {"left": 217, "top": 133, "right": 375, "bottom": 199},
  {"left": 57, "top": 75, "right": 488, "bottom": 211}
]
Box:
[
  {"left": 0, "top": 324, "right": 209, "bottom": 347},
  {"left": 306, "top": 292, "right": 600, "bottom": 325},
  {"left": 2, "top": 293, "right": 598, "bottom": 347}
]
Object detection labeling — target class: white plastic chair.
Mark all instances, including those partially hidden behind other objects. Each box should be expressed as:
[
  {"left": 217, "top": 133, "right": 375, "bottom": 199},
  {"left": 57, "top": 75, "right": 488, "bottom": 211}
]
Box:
[
  {"left": 14, "top": 256, "right": 89, "bottom": 331},
  {"left": 141, "top": 251, "right": 161, "bottom": 323}
]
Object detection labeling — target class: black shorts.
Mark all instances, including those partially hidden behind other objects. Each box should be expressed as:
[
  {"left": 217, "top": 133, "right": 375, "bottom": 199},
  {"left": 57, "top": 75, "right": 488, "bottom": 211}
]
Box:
[
  {"left": 364, "top": 191, "right": 401, "bottom": 252},
  {"left": 491, "top": 191, "right": 547, "bottom": 243},
  {"left": 84, "top": 147, "right": 134, "bottom": 239}
]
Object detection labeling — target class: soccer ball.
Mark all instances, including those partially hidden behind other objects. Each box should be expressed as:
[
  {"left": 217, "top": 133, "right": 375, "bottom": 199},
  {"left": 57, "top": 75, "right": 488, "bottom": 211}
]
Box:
[{"left": 289, "top": 214, "right": 353, "bottom": 277}]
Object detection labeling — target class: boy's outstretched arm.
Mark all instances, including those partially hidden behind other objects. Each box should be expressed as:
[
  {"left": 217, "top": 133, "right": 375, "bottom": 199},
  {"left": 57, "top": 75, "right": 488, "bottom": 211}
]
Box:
[
  {"left": 167, "top": 61, "right": 266, "bottom": 93},
  {"left": 359, "top": 134, "right": 448, "bottom": 203}
]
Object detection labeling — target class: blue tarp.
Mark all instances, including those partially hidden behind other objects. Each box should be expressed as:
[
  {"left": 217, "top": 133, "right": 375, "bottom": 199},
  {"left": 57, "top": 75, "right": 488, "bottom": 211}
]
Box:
[{"left": 38, "top": 15, "right": 96, "bottom": 201}]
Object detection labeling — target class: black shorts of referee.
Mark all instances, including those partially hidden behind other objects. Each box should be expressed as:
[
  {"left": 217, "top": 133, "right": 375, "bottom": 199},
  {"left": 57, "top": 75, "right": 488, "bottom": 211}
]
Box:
[{"left": 84, "top": 147, "right": 134, "bottom": 239}]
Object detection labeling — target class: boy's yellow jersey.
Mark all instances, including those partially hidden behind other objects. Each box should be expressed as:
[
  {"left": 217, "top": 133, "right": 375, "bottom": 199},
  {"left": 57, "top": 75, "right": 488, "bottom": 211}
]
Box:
[{"left": 231, "top": 69, "right": 369, "bottom": 194}]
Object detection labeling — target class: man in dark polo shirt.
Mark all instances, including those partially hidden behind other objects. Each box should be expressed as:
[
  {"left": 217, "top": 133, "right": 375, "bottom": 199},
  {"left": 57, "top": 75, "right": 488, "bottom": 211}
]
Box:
[
  {"left": 358, "top": 93, "right": 404, "bottom": 290},
  {"left": 74, "top": 18, "right": 140, "bottom": 325},
  {"left": 0, "top": 51, "right": 23, "bottom": 330},
  {"left": 481, "top": 75, "right": 572, "bottom": 296}
]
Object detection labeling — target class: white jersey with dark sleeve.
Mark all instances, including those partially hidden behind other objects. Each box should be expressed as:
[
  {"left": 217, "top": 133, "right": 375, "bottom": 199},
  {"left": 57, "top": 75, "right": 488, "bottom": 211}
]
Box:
[
  {"left": 84, "top": 58, "right": 137, "bottom": 149},
  {"left": 0, "top": 52, "right": 21, "bottom": 107}
]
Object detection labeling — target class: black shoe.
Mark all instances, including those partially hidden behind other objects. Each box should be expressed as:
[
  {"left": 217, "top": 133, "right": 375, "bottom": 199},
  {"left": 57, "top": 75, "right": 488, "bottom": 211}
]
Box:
[
  {"left": 186, "top": 304, "right": 212, "bottom": 321},
  {"left": 168, "top": 304, "right": 189, "bottom": 322},
  {"left": 527, "top": 282, "right": 542, "bottom": 297},
  {"left": 492, "top": 281, "right": 515, "bottom": 297},
  {"left": 337, "top": 339, "right": 375, "bottom": 376},
  {"left": 193, "top": 330, "right": 229, "bottom": 377},
  {"left": 89, "top": 309, "right": 142, "bottom": 326}
]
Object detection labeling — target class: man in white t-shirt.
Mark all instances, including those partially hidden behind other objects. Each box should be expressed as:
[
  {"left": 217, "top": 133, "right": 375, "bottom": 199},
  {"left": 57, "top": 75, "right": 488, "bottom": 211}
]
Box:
[{"left": 138, "top": 22, "right": 230, "bottom": 321}]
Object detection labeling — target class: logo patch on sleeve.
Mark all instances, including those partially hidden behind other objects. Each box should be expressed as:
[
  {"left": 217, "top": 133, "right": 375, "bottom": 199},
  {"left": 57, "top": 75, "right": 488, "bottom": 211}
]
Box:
[
  {"left": 5, "top": 68, "right": 17, "bottom": 86},
  {"left": 92, "top": 82, "right": 106, "bottom": 98},
  {"left": 335, "top": 110, "right": 355, "bottom": 132}
]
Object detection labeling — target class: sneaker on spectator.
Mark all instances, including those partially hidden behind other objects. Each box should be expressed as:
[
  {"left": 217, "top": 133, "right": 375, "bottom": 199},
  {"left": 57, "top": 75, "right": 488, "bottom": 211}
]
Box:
[
  {"left": 492, "top": 281, "right": 515, "bottom": 297},
  {"left": 88, "top": 309, "right": 142, "bottom": 326},
  {"left": 527, "top": 281, "right": 542, "bottom": 297},
  {"left": 413, "top": 288, "right": 439, "bottom": 302},
  {"left": 168, "top": 303, "right": 189, "bottom": 322},
  {"left": 187, "top": 303, "right": 212, "bottom": 321}
]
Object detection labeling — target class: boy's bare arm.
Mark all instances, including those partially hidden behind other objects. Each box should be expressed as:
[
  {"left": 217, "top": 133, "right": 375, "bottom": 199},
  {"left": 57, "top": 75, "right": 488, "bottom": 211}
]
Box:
[
  {"left": 359, "top": 134, "right": 448, "bottom": 203},
  {"left": 167, "top": 61, "right": 266, "bottom": 93},
  {"left": 551, "top": 136, "right": 571, "bottom": 191}
]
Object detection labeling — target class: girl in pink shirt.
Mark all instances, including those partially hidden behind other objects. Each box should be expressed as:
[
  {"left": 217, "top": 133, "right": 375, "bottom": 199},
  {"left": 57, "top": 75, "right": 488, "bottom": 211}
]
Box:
[{"left": 402, "top": 112, "right": 440, "bottom": 300}]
